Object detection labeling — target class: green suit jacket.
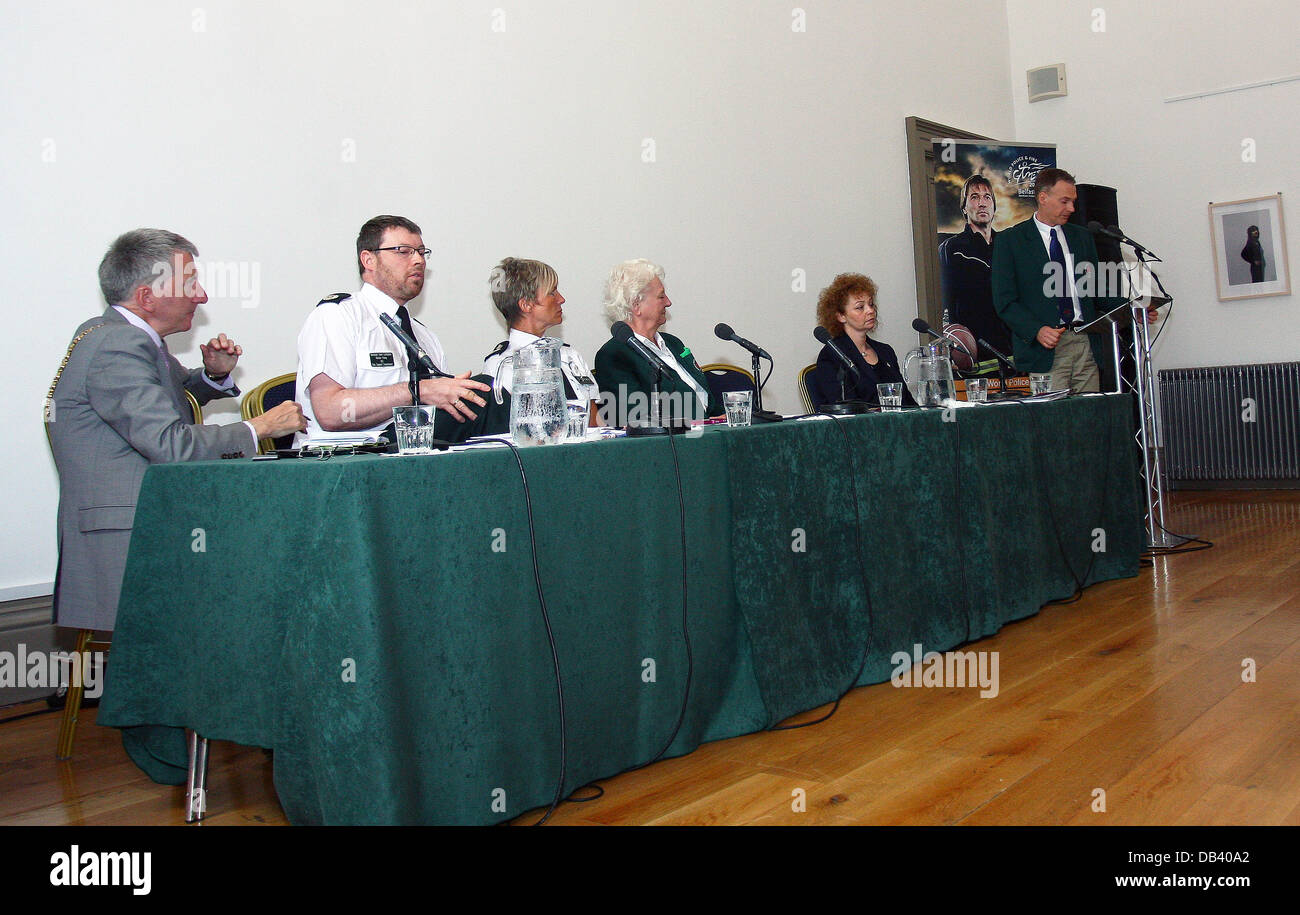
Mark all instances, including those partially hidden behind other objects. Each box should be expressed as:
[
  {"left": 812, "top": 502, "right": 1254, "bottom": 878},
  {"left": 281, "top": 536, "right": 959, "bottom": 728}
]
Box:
[
  {"left": 594, "top": 331, "right": 722, "bottom": 425},
  {"left": 991, "top": 217, "right": 1112, "bottom": 373}
]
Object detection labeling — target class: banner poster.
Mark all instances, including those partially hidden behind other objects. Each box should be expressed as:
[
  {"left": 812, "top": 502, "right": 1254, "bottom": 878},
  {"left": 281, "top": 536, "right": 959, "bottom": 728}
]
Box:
[{"left": 933, "top": 141, "right": 1056, "bottom": 375}]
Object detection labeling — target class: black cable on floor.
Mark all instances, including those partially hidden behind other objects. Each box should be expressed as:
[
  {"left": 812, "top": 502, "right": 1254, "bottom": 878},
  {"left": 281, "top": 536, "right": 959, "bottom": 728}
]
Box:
[
  {"left": 951, "top": 404, "right": 975, "bottom": 642},
  {"left": 643, "top": 429, "right": 695, "bottom": 762},
  {"left": 770, "top": 411, "right": 875, "bottom": 731},
  {"left": 0, "top": 705, "right": 63, "bottom": 725},
  {"left": 462, "top": 437, "right": 567, "bottom": 826},
  {"left": 1142, "top": 514, "right": 1215, "bottom": 556},
  {"left": 518, "top": 428, "right": 696, "bottom": 815}
]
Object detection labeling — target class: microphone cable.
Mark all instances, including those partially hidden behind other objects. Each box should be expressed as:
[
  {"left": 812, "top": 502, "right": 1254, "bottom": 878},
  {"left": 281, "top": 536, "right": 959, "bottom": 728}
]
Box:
[
  {"left": 1142, "top": 519, "right": 1214, "bottom": 557},
  {"left": 757, "top": 354, "right": 774, "bottom": 402},
  {"left": 489, "top": 427, "right": 697, "bottom": 817},
  {"left": 950, "top": 403, "right": 976, "bottom": 643},
  {"left": 460, "top": 436, "right": 568, "bottom": 826},
  {"left": 770, "top": 411, "right": 874, "bottom": 731},
  {"left": 643, "top": 429, "right": 696, "bottom": 761}
]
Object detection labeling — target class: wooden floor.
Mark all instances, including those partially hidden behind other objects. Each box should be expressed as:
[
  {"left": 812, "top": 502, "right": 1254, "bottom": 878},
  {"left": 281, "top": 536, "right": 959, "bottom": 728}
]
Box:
[{"left": 2, "top": 490, "right": 1297, "bottom": 826}]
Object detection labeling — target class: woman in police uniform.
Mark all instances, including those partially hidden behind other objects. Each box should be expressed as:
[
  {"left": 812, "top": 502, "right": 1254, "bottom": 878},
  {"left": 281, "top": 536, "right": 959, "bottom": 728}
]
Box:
[{"left": 481, "top": 257, "right": 600, "bottom": 425}]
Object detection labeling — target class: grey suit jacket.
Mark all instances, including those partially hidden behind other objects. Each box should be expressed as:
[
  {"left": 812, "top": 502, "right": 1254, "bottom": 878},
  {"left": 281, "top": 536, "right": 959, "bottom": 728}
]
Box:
[{"left": 47, "top": 308, "right": 254, "bottom": 630}]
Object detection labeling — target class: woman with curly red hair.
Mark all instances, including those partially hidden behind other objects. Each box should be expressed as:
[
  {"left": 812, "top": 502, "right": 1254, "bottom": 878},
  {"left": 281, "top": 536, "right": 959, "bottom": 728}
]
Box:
[{"left": 810, "top": 273, "right": 915, "bottom": 408}]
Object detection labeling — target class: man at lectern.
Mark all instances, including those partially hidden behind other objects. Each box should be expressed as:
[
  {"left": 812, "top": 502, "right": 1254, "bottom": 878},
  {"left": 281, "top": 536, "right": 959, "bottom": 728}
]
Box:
[{"left": 991, "top": 168, "right": 1112, "bottom": 393}]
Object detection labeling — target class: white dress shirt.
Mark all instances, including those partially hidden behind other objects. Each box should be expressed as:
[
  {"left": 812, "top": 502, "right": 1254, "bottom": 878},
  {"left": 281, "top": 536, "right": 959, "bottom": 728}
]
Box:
[
  {"left": 635, "top": 331, "right": 710, "bottom": 414},
  {"left": 1032, "top": 216, "right": 1083, "bottom": 324}
]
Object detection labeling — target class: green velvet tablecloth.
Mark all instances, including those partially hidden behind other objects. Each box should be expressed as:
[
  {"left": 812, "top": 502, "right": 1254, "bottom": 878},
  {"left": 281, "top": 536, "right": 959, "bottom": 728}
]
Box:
[{"left": 98, "top": 395, "right": 1141, "bottom": 824}]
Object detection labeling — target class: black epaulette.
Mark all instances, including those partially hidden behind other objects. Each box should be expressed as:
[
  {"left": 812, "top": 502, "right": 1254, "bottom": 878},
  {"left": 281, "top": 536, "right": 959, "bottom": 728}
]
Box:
[
  {"left": 485, "top": 339, "right": 509, "bottom": 359},
  {"left": 317, "top": 292, "right": 351, "bottom": 307}
]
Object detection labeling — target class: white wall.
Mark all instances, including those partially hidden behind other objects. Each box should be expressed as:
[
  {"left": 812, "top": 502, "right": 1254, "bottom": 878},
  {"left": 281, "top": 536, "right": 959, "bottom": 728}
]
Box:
[
  {"left": 1, "top": 0, "right": 1016, "bottom": 598},
  {"left": 1005, "top": 0, "right": 1299, "bottom": 370}
]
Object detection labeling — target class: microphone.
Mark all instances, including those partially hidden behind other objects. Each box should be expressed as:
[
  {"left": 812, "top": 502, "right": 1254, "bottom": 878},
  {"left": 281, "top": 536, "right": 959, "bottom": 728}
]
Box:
[
  {"left": 1086, "top": 220, "right": 1123, "bottom": 241},
  {"left": 976, "top": 337, "right": 1016, "bottom": 371},
  {"left": 1088, "top": 221, "right": 1151, "bottom": 255},
  {"left": 1106, "top": 224, "right": 1152, "bottom": 255},
  {"left": 912, "top": 317, "right": 974, "bottom": 360},
  {"left": 813, "top": 326, "right": 859, "bottom": 377},
  {"left": 379, "top": 312, "right": 449, "bottom": 378},
  {"left": 611, "top": 321, "right": 677, "bottom": 377},
  {"left": 714, "top": 323, "right": 772, "bottom": 360}
]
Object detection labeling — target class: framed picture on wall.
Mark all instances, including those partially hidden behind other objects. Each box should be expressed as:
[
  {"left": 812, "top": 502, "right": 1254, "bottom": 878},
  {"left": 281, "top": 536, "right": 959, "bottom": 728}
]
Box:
[{"left": 1209, "top": 193, "right": 1290, "bottom": 301}]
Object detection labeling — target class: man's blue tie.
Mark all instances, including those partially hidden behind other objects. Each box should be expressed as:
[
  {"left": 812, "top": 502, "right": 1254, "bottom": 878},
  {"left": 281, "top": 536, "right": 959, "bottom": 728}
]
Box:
[{"left": 1049, "top": 228, "right": 1074, "bottom": 327}]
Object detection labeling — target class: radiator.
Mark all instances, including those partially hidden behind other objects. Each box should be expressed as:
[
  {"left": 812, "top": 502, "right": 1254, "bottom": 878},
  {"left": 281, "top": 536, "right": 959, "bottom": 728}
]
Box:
[{"left": 1159, "top": 362, "right": 1300, "bottom": 485}]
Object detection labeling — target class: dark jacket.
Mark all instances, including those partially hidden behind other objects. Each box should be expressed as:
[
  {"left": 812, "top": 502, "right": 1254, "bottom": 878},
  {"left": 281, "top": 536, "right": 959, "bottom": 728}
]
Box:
[
  {"left": 811, "top": 334, "right": 914, "bottom": 407},
  {"left": 594, "top": 331, "right": 721, "bottom": 425},
  {"left": 991, "top": 217, "right": 1112, "bottom": 373}
]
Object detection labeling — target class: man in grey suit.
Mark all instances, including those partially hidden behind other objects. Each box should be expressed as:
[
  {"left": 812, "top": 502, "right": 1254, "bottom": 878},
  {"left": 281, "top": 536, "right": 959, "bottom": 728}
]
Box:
[{"left": 47, "top": 228, "right": 305, "bottom": 632}]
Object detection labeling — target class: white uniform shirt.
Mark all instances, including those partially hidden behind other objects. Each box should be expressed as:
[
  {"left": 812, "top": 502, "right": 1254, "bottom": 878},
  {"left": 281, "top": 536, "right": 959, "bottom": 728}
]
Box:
[
  {"left": 295, "top": 283, "right": 446, "bottom": 442},
  {"left": 482, "top": 328, "right": 600, "bottom": 404}
]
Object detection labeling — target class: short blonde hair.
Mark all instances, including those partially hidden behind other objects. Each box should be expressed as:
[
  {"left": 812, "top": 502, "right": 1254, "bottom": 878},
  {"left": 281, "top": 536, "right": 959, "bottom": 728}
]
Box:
[
  {"left": 603, "top": 258, "right": 665, "bottom": 324},
  {"left": 488, "top": 258, "right": 558, "bottom": 326}
]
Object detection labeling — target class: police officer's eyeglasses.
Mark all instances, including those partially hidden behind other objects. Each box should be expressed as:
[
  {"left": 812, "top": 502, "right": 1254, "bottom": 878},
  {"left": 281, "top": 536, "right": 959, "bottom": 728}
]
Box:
[{"left": 372, "top": 245, "right": 431, "bottom": 258}]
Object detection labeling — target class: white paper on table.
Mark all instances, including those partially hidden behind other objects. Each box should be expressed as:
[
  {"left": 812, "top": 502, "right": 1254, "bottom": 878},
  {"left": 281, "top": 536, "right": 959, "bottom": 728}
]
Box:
[{"left": 304, "top": 431, "right": 386, "bottom": 446}]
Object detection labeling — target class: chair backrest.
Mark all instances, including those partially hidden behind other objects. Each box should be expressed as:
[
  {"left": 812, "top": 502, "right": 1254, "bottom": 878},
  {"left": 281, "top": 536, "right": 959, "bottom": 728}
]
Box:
[
  {"left": 241, "top": 372, "right": 297, "bottom": 453},
  {"left": 699, "top": 363, "right": 756, "bottom": 408},
  {"left": 184, "top": 390, "right": 203, "bottom": 424},
  {"left": 798, "top": 364, "right": 817, "bottom": 414}
]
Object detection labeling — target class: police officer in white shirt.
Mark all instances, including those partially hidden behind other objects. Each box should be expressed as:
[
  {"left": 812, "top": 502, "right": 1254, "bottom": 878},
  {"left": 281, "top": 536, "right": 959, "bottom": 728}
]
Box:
[
  {"left": 294, "top": 215, "right": 490, "bottom": 444},
  {"left": 481, "top": 258, "right": 600, "bottom": 425}
]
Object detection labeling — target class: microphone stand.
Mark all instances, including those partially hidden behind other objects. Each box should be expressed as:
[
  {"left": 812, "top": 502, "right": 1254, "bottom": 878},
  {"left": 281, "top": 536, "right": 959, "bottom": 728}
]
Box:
[
  {"left": 978, "top": 340, "right": 1021, "bottom": 399},
  {"left": 749, "top": 351, "right": 783, "bottom": 423},
  {"left": 1129, "top": 246, "right": 1182, "bottom": 549},
  {"left": 826, "top": 353, "right": 869, "bottom": 414},
  {"left": 994, "top": 351, "right": 1011, "bottom": 399},
  {"left": 407, "top": 355, "right": 420, "bottom": 407},
  {"left": 627, "top": 363, "right": 670, "bottom": 437}
]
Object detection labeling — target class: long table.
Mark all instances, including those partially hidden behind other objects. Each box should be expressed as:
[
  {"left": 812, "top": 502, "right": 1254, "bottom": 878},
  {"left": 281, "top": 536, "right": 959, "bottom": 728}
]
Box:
[{"left": 98, "top": 395, "right": 1142, "bottom": 824}]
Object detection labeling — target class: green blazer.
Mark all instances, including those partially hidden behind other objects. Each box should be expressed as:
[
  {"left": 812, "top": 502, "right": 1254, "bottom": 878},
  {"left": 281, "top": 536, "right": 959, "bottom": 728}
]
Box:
[
  {"left": 594, "top": 331, "right": 722, "bottom": 425},
  {"left": 991, "top": 217, "right": 1111, "bottom": 373}
]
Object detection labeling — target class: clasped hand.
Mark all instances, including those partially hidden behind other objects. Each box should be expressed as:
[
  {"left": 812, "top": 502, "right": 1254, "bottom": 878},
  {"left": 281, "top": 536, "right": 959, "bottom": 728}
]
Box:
[{"left": 199, "top": 333, "right": 242, "bottom": 377}]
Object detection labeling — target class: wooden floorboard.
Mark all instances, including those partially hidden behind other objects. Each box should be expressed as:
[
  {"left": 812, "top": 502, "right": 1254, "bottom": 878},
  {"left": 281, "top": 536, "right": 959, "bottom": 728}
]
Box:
[{"left": 1, "top": 490, "right": 1296, "bottom": 826}]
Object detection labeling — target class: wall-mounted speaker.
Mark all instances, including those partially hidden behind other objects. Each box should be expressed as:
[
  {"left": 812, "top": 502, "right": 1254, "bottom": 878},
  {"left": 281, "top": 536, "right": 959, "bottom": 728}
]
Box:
[{"left": 1027, "top": 64, "right": 1067, "bottom": 102}]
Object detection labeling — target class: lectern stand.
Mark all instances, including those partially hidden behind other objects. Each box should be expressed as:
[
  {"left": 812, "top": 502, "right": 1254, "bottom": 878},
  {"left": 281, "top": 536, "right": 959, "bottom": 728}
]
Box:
[{"left": 1078, "top": 283, "right": 1183, "bottom": 549}]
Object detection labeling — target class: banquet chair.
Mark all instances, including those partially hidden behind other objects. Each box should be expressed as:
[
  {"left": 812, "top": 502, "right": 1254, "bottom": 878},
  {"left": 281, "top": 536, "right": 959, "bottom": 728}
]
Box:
[{"left": 241, "top": 372, "right": 298, "bottom": 453}]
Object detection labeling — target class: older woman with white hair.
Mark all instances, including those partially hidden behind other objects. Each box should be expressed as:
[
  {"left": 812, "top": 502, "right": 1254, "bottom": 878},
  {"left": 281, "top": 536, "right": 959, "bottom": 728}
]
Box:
[{"left": 593, "top": 258, "right": 722, "bottom": 428}]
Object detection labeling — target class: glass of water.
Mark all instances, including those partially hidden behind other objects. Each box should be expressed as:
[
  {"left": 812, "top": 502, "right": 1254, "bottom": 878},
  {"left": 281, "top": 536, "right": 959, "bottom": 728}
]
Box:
[
  {"left": 566, "top": 401, "right": 589, "bottom": 441},
  {"left": 877, "top": 383, "right": 903, "bottom": 411},
  {"left": 1029, "top": 373, "right": 1053, "bottom": 396},
  {"left": 724, "top": 390, "right": 753, "bottom": 427},
  {"left": 966, "top": 378, "right": 988, "bottom": 403},
  {"left": 392, "top": 405, "right": 436, "bottom": 454}
]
